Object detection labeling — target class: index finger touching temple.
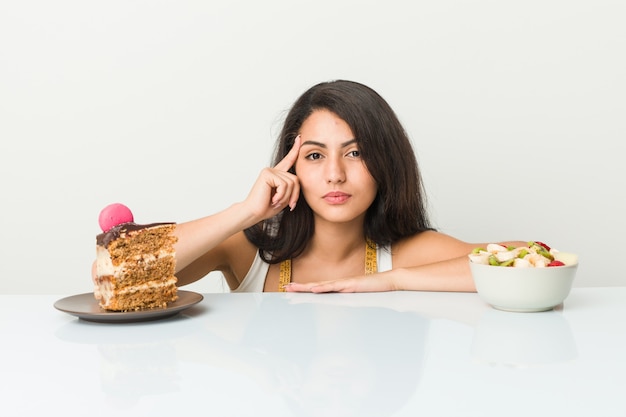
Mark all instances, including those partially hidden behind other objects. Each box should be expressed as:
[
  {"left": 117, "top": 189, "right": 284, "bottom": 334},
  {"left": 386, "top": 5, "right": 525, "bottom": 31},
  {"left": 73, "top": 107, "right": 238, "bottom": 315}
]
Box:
[{"left": 274, "top": 135, "right": 301, "bottom": 172}]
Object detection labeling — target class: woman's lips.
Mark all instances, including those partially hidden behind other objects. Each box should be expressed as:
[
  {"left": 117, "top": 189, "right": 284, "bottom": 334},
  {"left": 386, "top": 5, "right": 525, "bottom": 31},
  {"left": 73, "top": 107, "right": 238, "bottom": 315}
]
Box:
[{"left": 323, "top": 191, "right": 351, "bottom": 204}]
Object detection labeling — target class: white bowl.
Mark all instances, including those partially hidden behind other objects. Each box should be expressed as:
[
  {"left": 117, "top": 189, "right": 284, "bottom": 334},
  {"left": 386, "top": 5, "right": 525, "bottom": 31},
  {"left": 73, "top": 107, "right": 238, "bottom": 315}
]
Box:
[{"left": 469, "top": 252, "right": 579, "bottom": 312}]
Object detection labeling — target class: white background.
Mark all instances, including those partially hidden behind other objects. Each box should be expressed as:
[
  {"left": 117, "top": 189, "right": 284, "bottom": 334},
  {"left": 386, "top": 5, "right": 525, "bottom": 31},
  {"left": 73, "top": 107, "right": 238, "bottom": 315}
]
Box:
[{"left": 1, "top": 0, "right": 624, "bottom": 294}]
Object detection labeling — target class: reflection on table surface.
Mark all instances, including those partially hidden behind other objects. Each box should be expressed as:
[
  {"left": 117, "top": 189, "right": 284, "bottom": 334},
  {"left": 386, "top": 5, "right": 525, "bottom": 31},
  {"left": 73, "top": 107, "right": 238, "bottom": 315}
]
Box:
[{"left": 1, "top": 288, "right": 625, "bottom": 417}]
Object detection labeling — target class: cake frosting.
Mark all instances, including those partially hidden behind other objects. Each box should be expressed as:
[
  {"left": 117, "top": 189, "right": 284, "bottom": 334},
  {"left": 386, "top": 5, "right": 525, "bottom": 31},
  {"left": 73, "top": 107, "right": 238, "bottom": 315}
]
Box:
[{"left": 95, "top": 210, "right": 178, "bottom": 311}]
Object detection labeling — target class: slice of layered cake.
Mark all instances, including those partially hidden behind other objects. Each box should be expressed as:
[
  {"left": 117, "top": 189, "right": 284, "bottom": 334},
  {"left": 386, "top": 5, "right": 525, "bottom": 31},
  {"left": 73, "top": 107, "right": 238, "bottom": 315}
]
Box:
[{"left": 95, "top": 204, "right": 178, "bottom": 311}]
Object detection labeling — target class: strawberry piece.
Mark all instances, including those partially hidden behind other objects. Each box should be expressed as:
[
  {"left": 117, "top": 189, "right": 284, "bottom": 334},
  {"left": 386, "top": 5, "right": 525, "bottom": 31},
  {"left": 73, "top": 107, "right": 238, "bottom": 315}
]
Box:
[
  {"left": 535, "top": 241, "right": 551, "bottom": 251},
  {"left": 547, "top": 260, "right": 565, "bottom": 267}
]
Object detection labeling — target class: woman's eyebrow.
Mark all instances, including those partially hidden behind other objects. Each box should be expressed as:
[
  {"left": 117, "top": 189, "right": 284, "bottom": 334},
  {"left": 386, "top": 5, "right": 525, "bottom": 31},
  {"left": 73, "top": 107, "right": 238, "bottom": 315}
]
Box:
[{"left": 301, "top": 139, "right": 357, "bottom": 148}]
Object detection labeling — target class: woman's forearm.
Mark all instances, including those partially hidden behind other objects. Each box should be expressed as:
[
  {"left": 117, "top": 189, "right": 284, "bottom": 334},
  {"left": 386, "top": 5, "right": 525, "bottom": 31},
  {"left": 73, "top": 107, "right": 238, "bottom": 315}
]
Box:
[
  {"left": 173, "top": 202, "right": 256, "bottom": 272},
  {"left": 391, "top": 255, "right": 476, "bottom": 292}
]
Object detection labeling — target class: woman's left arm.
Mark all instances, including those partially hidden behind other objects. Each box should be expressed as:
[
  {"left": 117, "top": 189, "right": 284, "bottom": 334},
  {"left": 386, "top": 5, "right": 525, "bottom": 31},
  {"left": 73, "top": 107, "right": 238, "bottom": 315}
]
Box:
[
  {"left": 286, "top": 232, "right": 526, "bottom": 293},
  {"left": 285, "top": 256, "right": 474, "bottom": 293}
]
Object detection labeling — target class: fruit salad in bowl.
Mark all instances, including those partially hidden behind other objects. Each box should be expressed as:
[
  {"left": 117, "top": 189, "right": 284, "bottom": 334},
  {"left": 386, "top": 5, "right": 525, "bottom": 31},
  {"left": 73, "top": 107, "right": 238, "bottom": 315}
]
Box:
[
  {"left": 469, "top": 241, "right": 568, "bottom": 268},
  {"left": 468, "top": 242, "right": 578, "bottom": 312}
]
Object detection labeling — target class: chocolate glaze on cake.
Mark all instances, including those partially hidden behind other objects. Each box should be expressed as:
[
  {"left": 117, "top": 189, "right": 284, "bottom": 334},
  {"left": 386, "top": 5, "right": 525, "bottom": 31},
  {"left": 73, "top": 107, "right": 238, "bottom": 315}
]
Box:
[{"left": 97, "top": 222, "right": 175, "bottom": 247}]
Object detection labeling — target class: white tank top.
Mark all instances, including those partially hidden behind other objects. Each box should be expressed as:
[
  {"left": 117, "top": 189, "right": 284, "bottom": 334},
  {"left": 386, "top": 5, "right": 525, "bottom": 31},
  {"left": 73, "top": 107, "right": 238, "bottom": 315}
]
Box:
[{"left": 232, "top": 245, "right": 393, "bottom": 292}]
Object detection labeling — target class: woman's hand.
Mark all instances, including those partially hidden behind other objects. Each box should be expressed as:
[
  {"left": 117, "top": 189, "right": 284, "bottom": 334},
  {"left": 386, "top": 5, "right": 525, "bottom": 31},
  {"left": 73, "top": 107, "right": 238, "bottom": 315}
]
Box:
[
  {"left": 285, "top": 274, "right": 397, "bottom": 293},
  {"left": 168, "top": 136, "right": 302, "bottom": 277},
  {"left": 242, "top": 136, "right": 302, "bottom": 223}
]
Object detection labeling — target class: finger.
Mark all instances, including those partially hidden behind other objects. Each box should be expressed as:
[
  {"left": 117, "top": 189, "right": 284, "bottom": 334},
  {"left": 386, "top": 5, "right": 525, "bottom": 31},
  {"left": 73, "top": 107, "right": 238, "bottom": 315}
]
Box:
[
  {"left": 274, "top": 135, "right": 301, "bottom": 172},
  {"left": 270, "top": 171, "right": 297, "bottom": 208},
  {"left": 284, "top": 280, "right": 347, "bottom": 293},
  {"left": 284, "top": 282, "right": 322, "bottom": 292},
  {"left": 311, "top": 280, "right": 357, "bottom": 293},
  {"left": 289, "top": 277, "right": 388, "bottom": 293},
  {"left": 288, "top": 179, "right": 300, "bottom": 211},
  {"left": 319, "top": 276, "right": 392, "bottom": 293},
  {"left": 269, "top": 170, "right": 300, "bottom": 211},
  {"left": 285, "top": 171, "right": 300, "bottom": 211}
]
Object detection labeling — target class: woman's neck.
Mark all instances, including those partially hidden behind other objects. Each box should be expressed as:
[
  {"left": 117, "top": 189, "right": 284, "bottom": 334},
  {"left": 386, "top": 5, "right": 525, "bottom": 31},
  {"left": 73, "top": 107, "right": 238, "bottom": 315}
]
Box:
[{"left": 302, "top": 221, "right": 366, "bottom": 263}]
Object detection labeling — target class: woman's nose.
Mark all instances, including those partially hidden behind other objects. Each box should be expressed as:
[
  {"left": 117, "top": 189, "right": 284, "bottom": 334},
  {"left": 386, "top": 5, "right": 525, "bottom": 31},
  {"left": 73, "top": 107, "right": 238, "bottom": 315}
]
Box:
[{"left": 326, "top": 158, "right": 346, "bottom": 184}]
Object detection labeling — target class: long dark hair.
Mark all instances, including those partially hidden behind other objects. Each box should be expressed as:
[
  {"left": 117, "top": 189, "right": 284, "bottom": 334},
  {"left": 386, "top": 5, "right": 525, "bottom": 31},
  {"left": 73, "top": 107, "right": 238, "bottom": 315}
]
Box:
[{"left": 245, "top": 80, "right": 432, "bottom": 263}]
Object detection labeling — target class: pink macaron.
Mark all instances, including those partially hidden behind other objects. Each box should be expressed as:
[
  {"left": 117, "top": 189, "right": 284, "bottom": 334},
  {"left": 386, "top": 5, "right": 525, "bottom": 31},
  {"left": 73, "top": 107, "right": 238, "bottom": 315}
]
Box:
[{"left": 98, "top": 203, "right": 134, "bottom": 232}]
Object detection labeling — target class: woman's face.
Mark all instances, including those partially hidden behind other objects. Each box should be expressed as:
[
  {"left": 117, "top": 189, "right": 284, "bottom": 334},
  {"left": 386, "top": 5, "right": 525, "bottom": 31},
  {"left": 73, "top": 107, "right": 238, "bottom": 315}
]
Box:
[{"left": 295, "top": 109, "right": 377, "bottom": 226}]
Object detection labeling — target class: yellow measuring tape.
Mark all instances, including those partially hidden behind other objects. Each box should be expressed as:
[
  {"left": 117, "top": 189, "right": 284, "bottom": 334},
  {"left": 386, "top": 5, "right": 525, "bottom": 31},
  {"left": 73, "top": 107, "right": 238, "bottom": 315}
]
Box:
[
  {"left": 278, "top": 240, "right": 377, "bottom": 291},
  {"left": 278, "top": 259, "right": 292, "bottom": 292}
]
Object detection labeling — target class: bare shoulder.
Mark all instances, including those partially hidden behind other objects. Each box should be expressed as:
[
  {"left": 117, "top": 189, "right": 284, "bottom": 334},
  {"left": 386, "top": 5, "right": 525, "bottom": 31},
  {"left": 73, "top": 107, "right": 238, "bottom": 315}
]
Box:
[{"left": 391, "top": 230, "right": 476, "bottom": 268}]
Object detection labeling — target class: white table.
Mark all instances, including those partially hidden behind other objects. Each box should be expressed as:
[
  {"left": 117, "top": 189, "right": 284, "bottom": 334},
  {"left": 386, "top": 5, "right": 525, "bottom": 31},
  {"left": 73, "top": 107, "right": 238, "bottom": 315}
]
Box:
[{"left": 1, "top": 288, "right": 625, "bottom": 417}]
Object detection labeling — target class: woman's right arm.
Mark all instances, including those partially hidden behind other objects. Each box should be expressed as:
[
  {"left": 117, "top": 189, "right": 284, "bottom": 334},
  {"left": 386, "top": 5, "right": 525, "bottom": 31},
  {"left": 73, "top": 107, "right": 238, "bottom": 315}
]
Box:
[
  {"left": 173, "top": 203, "right": 261, "bottom": 276},
  {"left": 172, "top": 136, "right": 303, "bottom": 285}
]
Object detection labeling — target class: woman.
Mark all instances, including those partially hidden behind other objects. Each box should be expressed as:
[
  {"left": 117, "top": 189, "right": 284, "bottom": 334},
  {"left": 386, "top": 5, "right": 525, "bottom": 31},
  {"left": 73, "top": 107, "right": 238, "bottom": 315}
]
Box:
[{"left": 174, "top": 80, "right": 523, "bottom": 293}]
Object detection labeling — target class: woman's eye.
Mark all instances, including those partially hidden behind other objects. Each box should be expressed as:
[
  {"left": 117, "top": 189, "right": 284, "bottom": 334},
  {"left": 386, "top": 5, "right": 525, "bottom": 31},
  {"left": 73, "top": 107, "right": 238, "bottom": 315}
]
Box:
[
  {"left": 347, "top": 150, "right": 361, "bottom": 158},
  {"left": 305, "top": 152, "right": 323, "bottom": 160}
]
